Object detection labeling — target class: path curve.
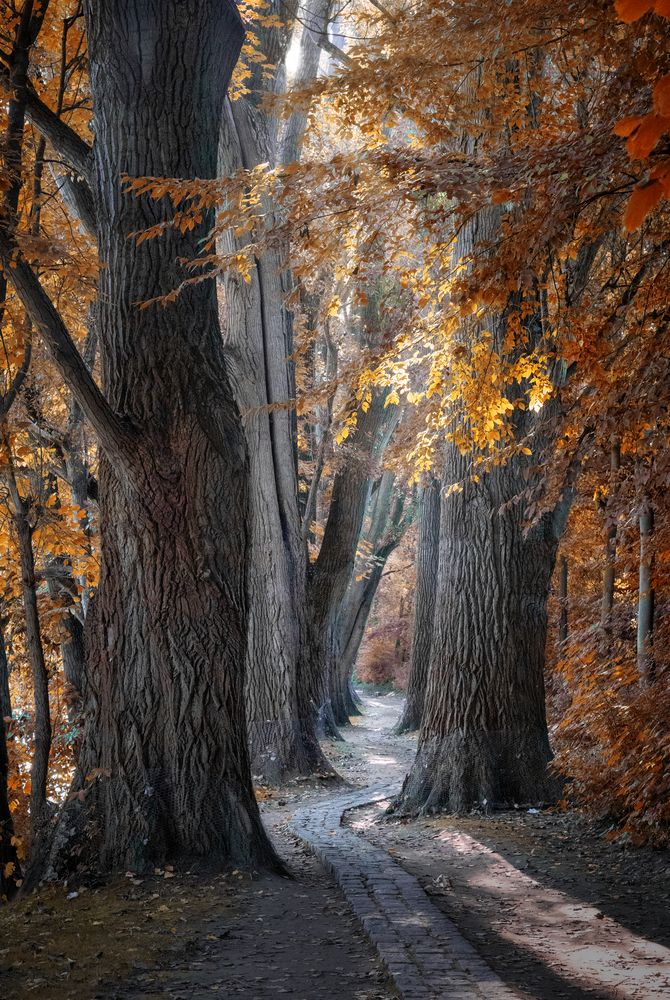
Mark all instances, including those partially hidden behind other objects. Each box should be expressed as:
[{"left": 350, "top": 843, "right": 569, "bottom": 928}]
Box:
[{"left": 290, "top": 782, "right": 518, "bottom": 1000}]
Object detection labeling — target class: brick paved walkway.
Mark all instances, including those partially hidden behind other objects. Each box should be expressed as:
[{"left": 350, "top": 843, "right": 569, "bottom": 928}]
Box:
[{"left": 290, "top": 784, "right": 519, "bottom": 1000}]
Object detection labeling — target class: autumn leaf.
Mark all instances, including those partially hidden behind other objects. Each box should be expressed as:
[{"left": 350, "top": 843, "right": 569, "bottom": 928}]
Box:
[
  {"left": 623, "top": 180, "right": 664, "bottom": 230},
  {"left": 614, "top": 0, "right": 653, "bottom": 21}
]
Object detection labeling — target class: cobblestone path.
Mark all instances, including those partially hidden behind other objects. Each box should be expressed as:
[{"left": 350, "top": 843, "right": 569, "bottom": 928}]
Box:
[{"left": 290, "top": 783, "right": 519, "bottom": 1000}]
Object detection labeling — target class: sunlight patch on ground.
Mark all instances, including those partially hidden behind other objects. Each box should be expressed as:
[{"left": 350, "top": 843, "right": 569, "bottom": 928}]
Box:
[{"left": 436, "top": 829, "right": 670, "bottom": 999}]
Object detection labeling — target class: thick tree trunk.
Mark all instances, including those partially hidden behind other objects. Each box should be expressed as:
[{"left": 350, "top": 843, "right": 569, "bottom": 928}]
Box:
[
  {"left": 395, "top": 479, "right": 440, "bottom": 735},
  {"left": 29, "top": 0, "right": 278, "bottom": 881},
  {"left": 394, "top": 447, "right": 562, "bottom": 815},
  {"left": 219, "top": 99, "right": 329, "bottom": 782}
]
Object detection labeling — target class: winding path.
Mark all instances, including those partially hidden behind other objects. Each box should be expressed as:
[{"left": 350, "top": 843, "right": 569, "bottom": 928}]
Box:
[
  {"left": 289, "top": 718, "right": 518, "bottom": 1000},
  {"left": 289, "top": 694, "right": 670, "bottom": 1000}
]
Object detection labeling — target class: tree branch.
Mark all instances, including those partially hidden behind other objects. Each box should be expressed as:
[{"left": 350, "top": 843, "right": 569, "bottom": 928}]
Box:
[
  {"left": 0, "top": 235, "right": 128, "bottom": 453},
  {"left": 0, "top": 337, "right": 32, "bottom": 419},
  {"left": 0, "top": 58, "right": 92, "bottom": 181}
]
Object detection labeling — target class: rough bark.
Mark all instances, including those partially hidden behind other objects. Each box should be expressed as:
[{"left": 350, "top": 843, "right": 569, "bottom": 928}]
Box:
[
  {"left": 0, "top": 616, "right": 11, "bottom": 721},
  {"left": 395, "top": 479, "right": 440, "bottom": 735},
  {"left": 557, "top": 554, "right": 569, "bottom": 648},
  {"left": 637, "top": 493, "right": 655, "bottom": 683},
  {"left": 218, "top": 16, "right": 333, "bottom": 781},
  {"left": 394, "top": 445, "right": 562, "bottom": 815},
  {"left": 13, "top": 0, "right": 279, "bottom": 882}
]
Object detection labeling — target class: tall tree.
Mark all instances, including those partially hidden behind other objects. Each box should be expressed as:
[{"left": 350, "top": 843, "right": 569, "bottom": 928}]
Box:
[
  {"left": 219, "top": 0, "right": 334, "bottom": 783},
  {"left": 0, "top": 0, "right": 278, "bottom": 878},
  {"left": 395, "top": 478, "right": 440, "bottom": 735}
]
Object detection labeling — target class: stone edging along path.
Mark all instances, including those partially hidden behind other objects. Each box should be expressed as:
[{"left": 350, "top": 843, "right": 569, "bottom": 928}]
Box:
[{"left": 290, "top": 784, "right": 519, "bottom": 1000}]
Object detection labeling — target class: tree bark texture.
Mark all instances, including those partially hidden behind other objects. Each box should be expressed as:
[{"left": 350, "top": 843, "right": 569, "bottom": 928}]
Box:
[
  {"left": 0, "top": 617, "right": 11, "bottom": 721},
  {"left": 557, "top": 554, "right": 568, "bottom": 648},
  {"left": 637, "top": 494, "right": 655, "bottom": 682},
  {"left": 395, "top": 479, "right": 440, "bottom": 735},
  {"left": 394, "top": 179, "right": 567, "bottom": 813},
  {"left": 220, "top": 99, "right": 326, "bottom": 782},
  {"left": 395, "top": 447, "right": 561, "bottom": 815},
  {"left": 31, "top": 0, "right": 279, "bottom": 880}
]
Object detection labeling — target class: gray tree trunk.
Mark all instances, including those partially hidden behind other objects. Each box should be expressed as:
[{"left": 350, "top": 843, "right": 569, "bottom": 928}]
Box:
[
  {"left": 22, "top": 0, "right": 278, "bottom": 881},
  {"left": 218, "top": 1, "right": 333, "bottom": 783},
  {"left": 637, "top": 493, "right": 655, "bottom": 682},
  {"left": 395, "top": 479, "right": 440, "bottom": 735},
  {"left": 0, "top": 616, "right": 11, "bottom": 722},
  {"left": 395, "top": 446, "right": 562, "bottom": 814}
]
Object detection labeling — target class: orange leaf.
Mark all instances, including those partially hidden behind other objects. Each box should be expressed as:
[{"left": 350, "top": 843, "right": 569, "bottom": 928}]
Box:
[
  {"left": 615, "top": 0, "right": 653, "bottom": 21},
  {"left": 653, "top": 0, "right": 670, "bottom": 15},
  {"left": 653, "top": 74, "right": 670, "bottom": 116},
  {"left": 627, "top": 114, "right": 670, "bottom": 158},
  {"left": 613, "top": 115, "right": 644, "bottom": 137},
  {"left": 624, "top": 180, "right": 664, "bottom": 230}
]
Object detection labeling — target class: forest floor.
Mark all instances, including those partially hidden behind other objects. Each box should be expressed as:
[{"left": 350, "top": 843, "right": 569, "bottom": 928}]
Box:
[{"left": 0, "top": 691, "right": 668, "bottom": 999}]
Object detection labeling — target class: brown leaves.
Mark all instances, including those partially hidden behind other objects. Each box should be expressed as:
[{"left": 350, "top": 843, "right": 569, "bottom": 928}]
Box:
[
  {"left": 624, "top": 180, "right": 664, "bottom": 229},
  {"left": 614, "top": 0, "right": 670, "bottom": 20}
]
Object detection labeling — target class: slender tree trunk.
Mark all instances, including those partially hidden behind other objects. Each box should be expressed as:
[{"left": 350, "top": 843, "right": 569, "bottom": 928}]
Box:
[
  {"left": 0, "top": 703, "right": 20, "bottom": 898},
  {"left": 0, "top": 617, "right": 11, "bottom": 722},
  {"left": 11, "top": 494, "right": 51, "bottom": 842},
  {"left": 637, "top": 492, "right": 655, "bottom": 683},
  {"left": 601, "top": 439, "right": 620, "bottom": 625},
  {"left": 0, "top": 612, "right": 20, "bottom": 897},
  {"left": 557, "top": 554, "right": 568, "bottom": 648},
  {"left": 27, "top": 0, "right": 279, "bottom": 881},
  {"left": 303, "top": 389, "right": 396, "bottom": 737},
  {"left": 395, "top": 479, "right": 440, "bottom": 735},
  {"left": 333, "top": 472, "right": 414, "bottom": 723},
  {"left": 395, "top": 449, "right": 561, "bottom": 814}
]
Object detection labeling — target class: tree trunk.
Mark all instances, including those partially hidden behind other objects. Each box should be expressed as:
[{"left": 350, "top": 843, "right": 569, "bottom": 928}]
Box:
[
  {"left": 601, "top": 439, "right": 620, "bottom": 627},
  {"left": 3, "top": 462, "right": 53, "bottom": 844},
  {"left": 333, "top": 472, "right": 413, "bottom": 723},
  {"left": 303, "top": 389, "right": 396, "bottom": 737},
  {"left": 394, "top": 445, "right": 562, "bottom": 815},
  {"left": 219, "top": 102, "right": 329, "bottom": 782},
  {"left": 0, "top": 704, "right": 20, "bottom": 898},
  {"left": 637, "top": 493, "right": 655, "bottom": 683},
  {"left": 0, "top": 612, "right": 20, "bottom": 897},
  {"left": 28, "top": 0, "right": 278, "bottom": 881},
  {"left": 557, "top": 554, "right": 568, "bottom": 648},
  {"left": 395, "top": 479, "right": 440, "bottom": 735},
  {"left": 0, "top": 616, "right": 11, "bottom": 722}
]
